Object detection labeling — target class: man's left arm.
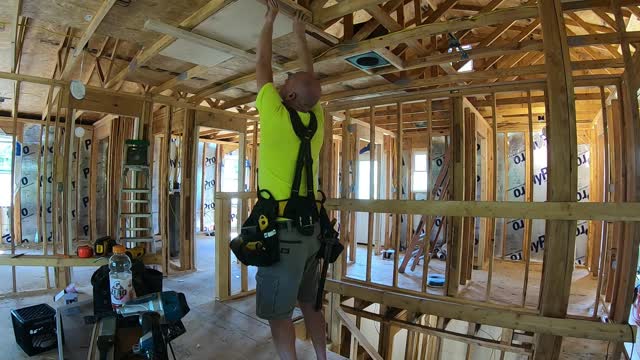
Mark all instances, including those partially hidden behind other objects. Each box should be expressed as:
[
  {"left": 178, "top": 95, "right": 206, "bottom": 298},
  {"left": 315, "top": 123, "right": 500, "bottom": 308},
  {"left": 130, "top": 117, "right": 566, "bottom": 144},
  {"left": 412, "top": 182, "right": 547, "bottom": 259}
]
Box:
[{"left": 293, "top": 12, "right": 314, "bottom": 74}]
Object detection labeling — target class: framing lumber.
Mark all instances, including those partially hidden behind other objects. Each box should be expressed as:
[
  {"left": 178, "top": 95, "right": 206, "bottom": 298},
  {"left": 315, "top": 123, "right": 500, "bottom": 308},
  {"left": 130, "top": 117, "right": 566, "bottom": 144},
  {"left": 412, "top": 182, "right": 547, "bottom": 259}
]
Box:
[
  {"left": 534, "top": 0, "right": 578, "bottom": 357},
  {"left": 446, "top": 96, "right": 465, "bottom": 296},
  {"left": 609, "top": 0, "right": 640, "bottom": 357},
  {"left": 366, "top": 106, "right": 375, "bottom": 283},
  {"left": 179, "top": 109, "right": 198, "bottom": 271},
  {"left": 0, "top": 254, "right": 163, "bottom": 267},
  {"left": 522, "top": 90, "right": 534, "bottom": 307},
  {"left": 393, "top": 103, "right": 403, "bottom": 287},
  {"left": 9, "top": 80, "right": 20, "bottom": 292},
  {"left": 325, "top": 75, "right": 618, "bottom": 111},
  {"left": 485, "top": 93, "right": 498, "bottom": 301},
  {"left": 335, "top": 307, "right": 384, "bottom": 360},
  {"left": 0, "top": 71, "right": 254, "bottom": 123},
  {"left": 323, "top": 199, "right": 640, "bottom": 222},
  {"left": 152, "top": 65, "right": 209, "bottom": 95},
  {"left": 325, "top": 280, "right": 635, "bottom": 342},
  {"left": 313, "top": 0, "right": 388, "bottom": 25},
  {"left": 8, "top": 0, "right": 23, "bottom": 74},
  {"left": 61, "top": 0, "right": 117, "bottom": 80},
  {"left": 322, "top": 59, "right": 623, "bottom": 102}
]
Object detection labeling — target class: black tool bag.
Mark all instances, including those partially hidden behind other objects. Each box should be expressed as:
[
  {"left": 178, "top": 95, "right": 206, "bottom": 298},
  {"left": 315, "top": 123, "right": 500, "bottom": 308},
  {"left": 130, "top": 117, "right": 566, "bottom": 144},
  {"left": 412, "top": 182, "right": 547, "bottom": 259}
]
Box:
[
  {"left": 230, "top": 189, "right": 280, "bottom": 267},
  {"left": 281, "top": 106, "right": 320, "bottom": 236},
  {"left": 316, "top": 195, "right": 344, "bottom": 264},
  {"left": 91, "top": 259, "right": 163, "bottom": 318}
]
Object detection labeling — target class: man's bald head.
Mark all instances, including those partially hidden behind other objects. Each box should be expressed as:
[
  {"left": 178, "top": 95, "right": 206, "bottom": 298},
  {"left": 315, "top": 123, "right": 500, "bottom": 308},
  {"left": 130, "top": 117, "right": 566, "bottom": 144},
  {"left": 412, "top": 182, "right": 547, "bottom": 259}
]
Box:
[{"left": 279, "top": 71, "right": 321, "bottom": 112}]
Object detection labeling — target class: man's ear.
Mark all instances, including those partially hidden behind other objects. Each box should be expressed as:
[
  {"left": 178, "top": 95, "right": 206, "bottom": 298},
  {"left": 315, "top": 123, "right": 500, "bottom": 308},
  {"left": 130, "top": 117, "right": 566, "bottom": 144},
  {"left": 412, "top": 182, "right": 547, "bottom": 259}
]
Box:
[{"left": 286, "top": 92, "right": 297, "bottom": 101}]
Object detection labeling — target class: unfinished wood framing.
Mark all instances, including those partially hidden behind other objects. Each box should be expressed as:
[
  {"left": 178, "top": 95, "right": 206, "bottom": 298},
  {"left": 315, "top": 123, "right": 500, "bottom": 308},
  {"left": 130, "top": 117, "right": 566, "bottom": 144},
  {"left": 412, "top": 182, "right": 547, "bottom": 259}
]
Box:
[
  {"left": 4, "top": 1, "right": 640, "bottom": 359},
  {"left": 534, "top": 0, "right": 579, "bottom": 357}
]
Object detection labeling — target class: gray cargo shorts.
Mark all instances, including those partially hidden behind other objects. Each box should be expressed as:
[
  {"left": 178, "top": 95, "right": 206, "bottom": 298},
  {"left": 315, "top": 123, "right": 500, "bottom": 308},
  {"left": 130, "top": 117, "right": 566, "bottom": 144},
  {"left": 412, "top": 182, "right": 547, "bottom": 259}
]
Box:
[{"left": 255, "top": 221, "right": 321, "bottom": 320}]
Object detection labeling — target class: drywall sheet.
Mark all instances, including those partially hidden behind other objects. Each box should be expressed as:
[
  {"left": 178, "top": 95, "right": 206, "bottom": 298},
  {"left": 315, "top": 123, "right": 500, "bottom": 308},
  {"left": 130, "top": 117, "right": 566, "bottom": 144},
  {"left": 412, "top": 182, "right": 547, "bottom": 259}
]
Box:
[
  {"left": 161, "top": 0, "right": 292, "bottom": 67},
  {"left": 160, "top": 39, "right": 233, "bottom": 68},
  {"left": 194, "top": 0, "right": 293, "bottom": 51},
  {"left": 20, "top": 124, "right": 39, "bottom": 243},
  {"left": 203, "top": 142, "right": 217, "bottom": 233},
  {"left": 76, "top": 131, "right": 92, "bottom": 240}
]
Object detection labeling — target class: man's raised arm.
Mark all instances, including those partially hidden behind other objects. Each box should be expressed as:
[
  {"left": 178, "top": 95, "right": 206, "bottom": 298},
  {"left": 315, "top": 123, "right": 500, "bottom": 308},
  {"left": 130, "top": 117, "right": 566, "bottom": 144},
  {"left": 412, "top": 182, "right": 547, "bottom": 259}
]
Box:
[
  {"left": 293, "top": 12, "right": 314, "bottom": 74},
  {"left": 257, "top": 0, "right": 279, "bottom": 90}
]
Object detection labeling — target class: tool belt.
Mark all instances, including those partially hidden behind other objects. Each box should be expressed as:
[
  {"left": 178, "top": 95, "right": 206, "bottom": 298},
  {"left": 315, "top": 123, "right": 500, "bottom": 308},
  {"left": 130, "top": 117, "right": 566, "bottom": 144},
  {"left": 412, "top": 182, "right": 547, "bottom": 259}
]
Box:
[{"left": 230, "top": 105, "right": 342, "bottom": 267}]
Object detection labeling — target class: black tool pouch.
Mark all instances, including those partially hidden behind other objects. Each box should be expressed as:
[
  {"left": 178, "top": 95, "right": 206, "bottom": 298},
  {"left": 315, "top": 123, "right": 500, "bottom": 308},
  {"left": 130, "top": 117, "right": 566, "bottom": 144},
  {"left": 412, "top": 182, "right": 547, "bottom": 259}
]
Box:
[
  {"left": 283, "top": 196, "right": 318, "bottom": 236},
  {"left": 230, "top": 189, "right": 280, "bottom": 267},
  {"left": 316, "top": 191, "right": 344, "bottom": 264}
]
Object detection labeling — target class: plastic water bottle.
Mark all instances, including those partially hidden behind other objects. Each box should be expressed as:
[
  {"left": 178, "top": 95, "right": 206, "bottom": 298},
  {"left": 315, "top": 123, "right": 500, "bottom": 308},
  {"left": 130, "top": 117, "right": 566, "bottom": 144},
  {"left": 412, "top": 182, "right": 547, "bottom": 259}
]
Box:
[{"left": 109, "top": 245, "right": 135, "bottom": 310}]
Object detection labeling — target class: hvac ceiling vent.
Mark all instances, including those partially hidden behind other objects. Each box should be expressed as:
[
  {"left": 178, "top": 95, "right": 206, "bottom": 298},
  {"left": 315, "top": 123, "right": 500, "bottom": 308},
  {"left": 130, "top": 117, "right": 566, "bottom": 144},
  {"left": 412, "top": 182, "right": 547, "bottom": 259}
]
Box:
[{"left": 345, "top": 51, "right": 390, "bottom": 70}]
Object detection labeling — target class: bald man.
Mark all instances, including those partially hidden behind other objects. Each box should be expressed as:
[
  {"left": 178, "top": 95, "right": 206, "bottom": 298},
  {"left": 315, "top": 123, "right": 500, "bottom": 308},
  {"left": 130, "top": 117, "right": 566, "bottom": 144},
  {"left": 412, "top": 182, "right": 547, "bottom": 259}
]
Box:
[{"left": 254, "top": 1, "right": 326, "bottom": 360}]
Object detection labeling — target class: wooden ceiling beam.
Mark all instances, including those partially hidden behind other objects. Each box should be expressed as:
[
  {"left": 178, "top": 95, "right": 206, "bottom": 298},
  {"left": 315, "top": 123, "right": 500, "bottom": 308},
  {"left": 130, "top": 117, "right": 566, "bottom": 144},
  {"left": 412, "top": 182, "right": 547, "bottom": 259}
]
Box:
[
  {"left": 14, "top": 17, "right": 28, "bottom": 74},
  {"left": 61, "top": 0, "right": 117, "bottom": 80},
  {"left": 8, "top": 0, "right": 23, "bottom": 74},
  {"left": 592, "top": 8, "right": 621, "bottom": 29},
  {"left": 472, "top": 92, "right": 600, "bottom": 107},
  {"left": 325, "top": 74, "right": 616, "bottom": 111},
  {"left": 566, "top": 12, "right": 622, "bottom": 58},
  {"left": 322, "top": 59, "right": 623, "bottom": 102},
  {"left": 452, "top": 0, "right": 508, "bottom": 42},
  {"left": 365, "top": 5, "right": 403, "bottom": 32},
  {"left": 352, "top": 0, "right": 407, "bottom": 41},
  {"left": 312, "top": 0, "right": 388, "bottom": 25}
]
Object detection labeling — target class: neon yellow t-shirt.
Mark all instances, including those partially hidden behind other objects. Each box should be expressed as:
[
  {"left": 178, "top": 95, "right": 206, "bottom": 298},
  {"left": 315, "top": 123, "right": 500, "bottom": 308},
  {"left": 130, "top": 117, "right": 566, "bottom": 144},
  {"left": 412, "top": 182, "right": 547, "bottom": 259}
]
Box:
[{"left": 256, "top": 83, "right": 324, "bottom": 202}]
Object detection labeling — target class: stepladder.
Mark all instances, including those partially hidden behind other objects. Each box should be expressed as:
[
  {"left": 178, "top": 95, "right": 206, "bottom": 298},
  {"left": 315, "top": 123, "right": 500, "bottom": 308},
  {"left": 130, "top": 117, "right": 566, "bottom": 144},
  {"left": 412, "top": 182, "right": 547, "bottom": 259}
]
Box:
[{"left": 116, "top": 140, "right": 155, "bottom": 252}]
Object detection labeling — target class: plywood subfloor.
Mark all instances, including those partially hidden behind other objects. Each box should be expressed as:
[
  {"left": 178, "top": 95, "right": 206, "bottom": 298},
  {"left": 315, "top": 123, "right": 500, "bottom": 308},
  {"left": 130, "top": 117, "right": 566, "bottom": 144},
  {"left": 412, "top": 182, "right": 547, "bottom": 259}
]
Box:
[{"left": 345, "top": 244, "right": 605, "bottom": 317}]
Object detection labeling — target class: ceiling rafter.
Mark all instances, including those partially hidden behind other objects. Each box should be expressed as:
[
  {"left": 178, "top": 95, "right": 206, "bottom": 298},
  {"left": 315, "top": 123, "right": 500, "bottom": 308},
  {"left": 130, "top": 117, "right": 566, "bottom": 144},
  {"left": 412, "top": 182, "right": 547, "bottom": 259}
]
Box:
[
  {"left": 352, "top": 0, "right": 407, "bottom": 41},
  {"left": 9, "top": 0, "right": 23, "bottom": 74},
  {"left": 566, "top": 12, "right": 622, "bottom": 58},
  {"left": 60, "top": 0, "right": 117, "bottom": 80},
  {"left": 312, "top": 0, "right": 389, "bottom": 25},
  {"left": 321, "top": 59, "right": 623, "bottom": 102},
  {"left": 14, "top": 16, "right": 29, "bottom": 75}
]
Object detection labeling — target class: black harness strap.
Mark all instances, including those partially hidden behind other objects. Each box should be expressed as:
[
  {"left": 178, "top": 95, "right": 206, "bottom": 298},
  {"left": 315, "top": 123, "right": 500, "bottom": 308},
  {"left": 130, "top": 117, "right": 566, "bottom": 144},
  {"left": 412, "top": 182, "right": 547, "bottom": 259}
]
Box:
[
  {"left": 286, "top": 106, "right": 317, "bottom": 199},
  {"left": 283, "top": 105, "right": 318, "bottom": 235}
]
